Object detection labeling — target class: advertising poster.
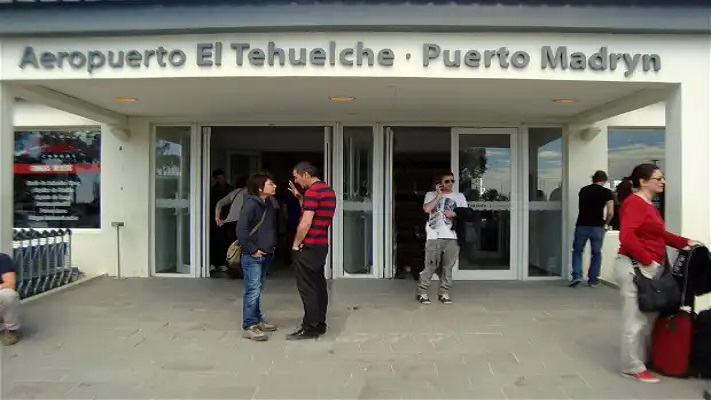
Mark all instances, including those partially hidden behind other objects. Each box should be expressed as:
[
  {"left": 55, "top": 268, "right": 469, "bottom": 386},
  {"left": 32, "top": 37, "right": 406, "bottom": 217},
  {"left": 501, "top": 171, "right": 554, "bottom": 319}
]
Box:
[{"left": 13, "top": 129, "right": 101, "bottom": 229}]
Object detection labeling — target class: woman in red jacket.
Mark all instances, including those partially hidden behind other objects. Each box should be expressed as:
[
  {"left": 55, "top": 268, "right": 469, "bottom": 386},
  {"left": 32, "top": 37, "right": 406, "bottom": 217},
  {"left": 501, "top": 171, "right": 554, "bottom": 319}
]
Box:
[{"left": 615, "top": 163, "right": 700, "bottom": 383}]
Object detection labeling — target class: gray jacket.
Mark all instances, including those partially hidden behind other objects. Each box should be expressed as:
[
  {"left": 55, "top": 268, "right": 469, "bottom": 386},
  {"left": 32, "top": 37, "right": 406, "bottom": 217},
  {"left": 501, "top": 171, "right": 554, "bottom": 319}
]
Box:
[{"left": 216, "top": 187, "right": 279, "bottom": 223}]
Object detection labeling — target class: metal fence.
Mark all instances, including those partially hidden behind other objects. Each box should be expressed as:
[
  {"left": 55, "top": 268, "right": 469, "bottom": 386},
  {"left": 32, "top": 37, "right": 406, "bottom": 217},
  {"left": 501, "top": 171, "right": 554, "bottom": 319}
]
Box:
[{"left": 13, "top": 228, "right": 81, "bottom": 300}]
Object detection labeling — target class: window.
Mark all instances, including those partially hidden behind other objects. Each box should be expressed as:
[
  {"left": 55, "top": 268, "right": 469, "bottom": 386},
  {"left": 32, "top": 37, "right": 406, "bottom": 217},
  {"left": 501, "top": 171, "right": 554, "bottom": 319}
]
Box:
[
  {"left": 14, "top": 129, "right": 101, "bottom": 229},
  {"left": 608, "top": 128, "right": 665, "bottom": 229}
]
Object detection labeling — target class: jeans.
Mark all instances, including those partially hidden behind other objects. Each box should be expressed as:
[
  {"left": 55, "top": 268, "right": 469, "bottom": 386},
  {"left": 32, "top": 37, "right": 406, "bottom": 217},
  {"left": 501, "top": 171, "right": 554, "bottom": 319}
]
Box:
[
  {"left": 571, "top": 226, "right": 605, "bottom": 283},
  {"left": 614, "top": 255, "right": 659, "bottom": 374},
  {"left": 241, "top": 253, "right": 270, "bottom": 330}
]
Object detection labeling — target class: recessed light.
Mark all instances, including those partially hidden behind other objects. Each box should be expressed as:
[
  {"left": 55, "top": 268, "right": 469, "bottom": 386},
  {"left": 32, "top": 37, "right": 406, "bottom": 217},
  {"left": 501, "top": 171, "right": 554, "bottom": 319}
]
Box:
[
  {"left": 329, "top": 96, "right": 355, "bottom": 102},
  {"left": 114, "top": 97, "right": 138, "bottom": 103},
  {"left": 552, "top": 98, "right": 577, "bottom": 103}
]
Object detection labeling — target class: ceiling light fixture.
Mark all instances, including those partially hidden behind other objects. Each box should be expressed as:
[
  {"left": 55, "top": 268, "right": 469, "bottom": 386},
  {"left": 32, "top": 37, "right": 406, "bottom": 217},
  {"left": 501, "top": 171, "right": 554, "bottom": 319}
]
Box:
[
  {"left": 552, "top": 98, "right": 577, "bottom": 103},
  {"left": 329, "top": 96, "right": 355, "bottom": 102},
  {"left": 114, "top": 97, "right": 138, "bottom": 103}
]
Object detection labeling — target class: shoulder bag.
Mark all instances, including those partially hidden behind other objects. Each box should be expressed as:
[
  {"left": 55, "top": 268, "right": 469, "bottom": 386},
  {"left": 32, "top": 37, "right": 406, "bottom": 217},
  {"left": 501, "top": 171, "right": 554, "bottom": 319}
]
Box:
[{"left": 633, "top": 260, "right": 681, "bottom": 314}]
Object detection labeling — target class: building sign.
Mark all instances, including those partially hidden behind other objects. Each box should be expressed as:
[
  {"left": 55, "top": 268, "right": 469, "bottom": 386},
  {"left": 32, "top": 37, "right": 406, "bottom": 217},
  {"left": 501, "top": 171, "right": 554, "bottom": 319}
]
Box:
[
  {"left": 14, "top": 130, "right": 101, "bottom": 229},
  {"left": 18, "top": 42, "right": 661, "bottom": 78}
]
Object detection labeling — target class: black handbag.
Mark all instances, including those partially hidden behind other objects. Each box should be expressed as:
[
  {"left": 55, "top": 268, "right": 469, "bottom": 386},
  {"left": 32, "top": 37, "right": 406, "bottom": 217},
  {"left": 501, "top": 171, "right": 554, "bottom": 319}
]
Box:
[{"left": 633, "top": 262, "right": 681, "bottom": 314}]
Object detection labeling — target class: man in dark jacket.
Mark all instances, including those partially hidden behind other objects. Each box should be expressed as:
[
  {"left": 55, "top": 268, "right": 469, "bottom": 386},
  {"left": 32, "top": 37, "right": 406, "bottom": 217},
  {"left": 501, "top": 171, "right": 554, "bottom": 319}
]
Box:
[{"left": 236, "top": 172, "right": 278, "bottom": 342}]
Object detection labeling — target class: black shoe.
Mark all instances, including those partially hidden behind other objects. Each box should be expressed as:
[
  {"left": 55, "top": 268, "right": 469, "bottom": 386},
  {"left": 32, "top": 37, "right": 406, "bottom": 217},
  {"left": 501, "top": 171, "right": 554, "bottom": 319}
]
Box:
[
  {"left": 317, "top": 324, "right": 327, "bottom": 334},
  {"left": 286, "top": 328, "right": 320, "bottom": 341},
  {"left": 703, "top": 390, "right": 710, "bottom": 400},
  {"left": 568, "top": 279, "right": 582, "bottom": 288}
]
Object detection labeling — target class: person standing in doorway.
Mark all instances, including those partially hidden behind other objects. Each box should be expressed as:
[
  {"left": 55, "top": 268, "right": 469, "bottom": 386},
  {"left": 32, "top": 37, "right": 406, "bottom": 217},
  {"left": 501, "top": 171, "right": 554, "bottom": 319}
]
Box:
[
  {"left": 210, "top": 169, "right": 233, "bottom": 276},
  {"left": 418, "top": 171, "right": 468, "bottom": 305},
  {"left": 286, "top": 162, "right": 336, "bottom": 340},
  {"left": 570, "top": 170, "right": 614, "bottom": 288},
  {"left": 236, "top": 172, "right": 278, "bottom": 341}
]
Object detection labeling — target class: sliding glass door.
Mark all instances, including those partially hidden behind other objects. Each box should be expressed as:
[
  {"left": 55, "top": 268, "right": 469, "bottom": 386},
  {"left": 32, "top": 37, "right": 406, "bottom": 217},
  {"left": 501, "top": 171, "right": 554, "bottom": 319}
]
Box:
[{"left": 451, "top": 128, "right": 520, "bottom": 280}]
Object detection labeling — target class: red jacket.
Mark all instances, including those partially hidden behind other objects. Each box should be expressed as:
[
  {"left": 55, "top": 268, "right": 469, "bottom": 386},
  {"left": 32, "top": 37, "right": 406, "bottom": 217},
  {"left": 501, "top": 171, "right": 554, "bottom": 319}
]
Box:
[{"left": 618, "top": 194, "right": 688, "bottom": 266}]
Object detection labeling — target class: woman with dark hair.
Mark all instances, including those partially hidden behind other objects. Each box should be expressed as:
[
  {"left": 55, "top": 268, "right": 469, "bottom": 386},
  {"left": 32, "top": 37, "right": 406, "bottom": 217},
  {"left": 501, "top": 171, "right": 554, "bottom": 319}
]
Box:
[{"left": 614, "top": 163, "right": 701, "bottom": 383}]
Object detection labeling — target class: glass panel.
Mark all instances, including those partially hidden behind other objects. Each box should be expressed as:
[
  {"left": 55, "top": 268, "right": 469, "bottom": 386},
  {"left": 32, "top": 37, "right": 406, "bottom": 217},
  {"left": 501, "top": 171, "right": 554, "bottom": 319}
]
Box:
[
  {"left": 458, "top": 133, "right": 511, "bottom": 271},
  {"left": 342, "top": 127, "right": 373, "bottom": 274},
  {"left": 154, "top": 126, "right": 192, "bottom": 274},
  {"left": 528, "top": 128, "right": 563, "bottom": 277},
  {"left": 390, "top": 127, "right": 450, "bottom": 279}
]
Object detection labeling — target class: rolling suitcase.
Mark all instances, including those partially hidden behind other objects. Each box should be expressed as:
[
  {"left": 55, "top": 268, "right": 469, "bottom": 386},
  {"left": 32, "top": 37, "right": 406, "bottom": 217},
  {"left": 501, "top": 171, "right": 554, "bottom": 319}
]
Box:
[
  {"left": 690, "top": 309, "right": 711, "bottom": 378},
  {"left": 650, "top": 246, "right": 699, "bottom": 377}
]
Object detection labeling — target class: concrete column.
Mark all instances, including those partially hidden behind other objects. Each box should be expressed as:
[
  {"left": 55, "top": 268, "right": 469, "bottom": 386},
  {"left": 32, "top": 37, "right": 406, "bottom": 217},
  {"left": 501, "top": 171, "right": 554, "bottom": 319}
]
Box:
[
  {"left": 0, "top": 84, "right": 14, "bottom": 255},
  {"left": 665, "top": 83, "right": 711, "bottom": 243}
]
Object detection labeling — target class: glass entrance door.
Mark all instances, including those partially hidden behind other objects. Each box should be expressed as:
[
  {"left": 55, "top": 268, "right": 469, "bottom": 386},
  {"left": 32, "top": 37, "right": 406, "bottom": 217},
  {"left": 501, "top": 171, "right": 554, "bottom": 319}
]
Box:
[
  {"left": 153, "top": 125, "right": 196, "bottom": 276},
  {"left": 452, "top": 128, "right": 519, "bottom": 280}
]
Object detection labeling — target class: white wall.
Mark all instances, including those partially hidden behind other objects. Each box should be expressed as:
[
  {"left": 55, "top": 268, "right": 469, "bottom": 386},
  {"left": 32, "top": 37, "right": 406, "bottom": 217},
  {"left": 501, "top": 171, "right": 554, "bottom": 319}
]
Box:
[{"left": 13, "top": 102, "right": 128, "bottom": 278}]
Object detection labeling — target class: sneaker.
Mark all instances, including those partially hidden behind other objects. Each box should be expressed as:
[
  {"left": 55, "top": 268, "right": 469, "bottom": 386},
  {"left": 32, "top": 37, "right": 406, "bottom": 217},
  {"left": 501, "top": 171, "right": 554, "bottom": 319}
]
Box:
[
  {"left": 416, "top": 294, "right": 431, "bottom": 304},
  {"left": 703, "top": 389, "right": 710, "bottom": 400},
  {"left": 242, "top": 325, "right": 268, "bottom": 342},
  {"left": 257, "top": 321, "right": 277, "bottom": 332},
  {"left": 588, "top": 282, "right": 600, "bottom": 288},
  {"left": 568, "top": 279, "right": 582, "bottom": 288},
  {"left": 438, "top": 294, "right": 453, "bottom": 304},
  {"left": 2, "top": 330, "right": 19, "bottom": 346},
  {"left": 621, "top": 370, "right": 660, "bottom": 383}
]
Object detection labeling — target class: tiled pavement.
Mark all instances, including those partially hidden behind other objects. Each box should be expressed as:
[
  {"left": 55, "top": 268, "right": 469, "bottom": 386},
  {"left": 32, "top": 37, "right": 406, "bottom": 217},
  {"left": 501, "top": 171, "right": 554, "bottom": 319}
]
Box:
[{"left": 2, "top": 276, "right": 708, "bottom": 399}]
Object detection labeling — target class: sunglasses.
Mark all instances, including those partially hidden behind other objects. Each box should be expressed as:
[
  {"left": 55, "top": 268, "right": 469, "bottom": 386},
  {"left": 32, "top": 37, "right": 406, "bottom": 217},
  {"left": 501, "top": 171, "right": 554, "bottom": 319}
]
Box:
[{"left": 442, "top": 179, "right": 455, "bottom": 184}]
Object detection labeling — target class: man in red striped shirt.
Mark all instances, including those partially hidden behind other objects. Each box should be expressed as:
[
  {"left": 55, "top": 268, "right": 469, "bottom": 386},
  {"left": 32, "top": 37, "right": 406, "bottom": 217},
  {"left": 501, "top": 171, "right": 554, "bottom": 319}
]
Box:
[{"left": 286, "top": 161, "right": 336, "bottom": 340}]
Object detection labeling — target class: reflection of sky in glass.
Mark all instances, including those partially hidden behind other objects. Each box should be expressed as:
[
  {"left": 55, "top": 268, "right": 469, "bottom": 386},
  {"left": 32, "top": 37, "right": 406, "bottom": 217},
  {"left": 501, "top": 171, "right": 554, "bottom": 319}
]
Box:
[
  {"left": 608, "top": 129, "right": 664, "bottom": 183},
  {"left": 459, "top": 130, "right": 664, "bottom": 200},
  {"left": 157, "top": 140, "right": 182, "bottom": 156},
  {"left": 537, "top": 138, "right": 563, "bottom": 197}
]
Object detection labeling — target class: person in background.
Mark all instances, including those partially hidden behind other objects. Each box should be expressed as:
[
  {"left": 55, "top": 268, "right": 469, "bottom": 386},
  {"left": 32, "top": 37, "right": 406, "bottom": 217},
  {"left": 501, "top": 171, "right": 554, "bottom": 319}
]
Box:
[
  {"left": 570, "top": 170, "right": 614, "bottom": 288},
  {"left": 236, "top": 172, "right": 279, "bottom": 342},
  {"left": 418, "top": 171, "right": 468, "bottom": 305},
  {"left": 0, "top": 253, "right": 20, "bottom": 345},
  {"left": 614, "top": 163, "right": 701, "bottom": 384},
  {"left": 210, "top": 169, "right": 234, "bottom": 276},
  {"left": 286, "top": 162, "right": 336, "bottom": 340}
]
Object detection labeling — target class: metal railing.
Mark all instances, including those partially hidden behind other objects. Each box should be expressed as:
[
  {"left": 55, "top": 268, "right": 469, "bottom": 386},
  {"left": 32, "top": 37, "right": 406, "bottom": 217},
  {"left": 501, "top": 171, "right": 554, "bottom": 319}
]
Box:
[{"left": 13, "top": 228, "right": 81, "bottom": 300}]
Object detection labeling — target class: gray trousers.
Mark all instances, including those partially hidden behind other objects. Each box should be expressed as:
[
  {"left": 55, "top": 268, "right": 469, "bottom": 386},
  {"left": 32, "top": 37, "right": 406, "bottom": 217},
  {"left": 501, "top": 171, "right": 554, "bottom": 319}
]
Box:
[
  {"left": 417, "top": 239, "right": 459, "bottom": 296},
  {"left": 613, "top": 255, "right": 659, "bottom": 374},
  {"left": 0, "top": 288, "right": 20, "bottom": 331}
]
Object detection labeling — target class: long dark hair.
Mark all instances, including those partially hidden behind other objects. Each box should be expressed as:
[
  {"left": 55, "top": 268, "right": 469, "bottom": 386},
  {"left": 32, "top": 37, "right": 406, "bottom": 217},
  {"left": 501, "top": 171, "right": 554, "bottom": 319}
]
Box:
[{"left": 616, "top": 163, "right": 661, "bottom": 204}]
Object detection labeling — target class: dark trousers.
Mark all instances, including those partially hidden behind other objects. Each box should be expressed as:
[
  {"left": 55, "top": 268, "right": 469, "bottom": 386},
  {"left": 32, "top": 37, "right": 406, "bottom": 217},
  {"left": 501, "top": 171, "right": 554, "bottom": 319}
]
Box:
[
  {"left": 293, "top": 245, "right": 329, "bottom": 332},
  {"left": 210, "top": 222, "right": 236, "bottom": 267}
]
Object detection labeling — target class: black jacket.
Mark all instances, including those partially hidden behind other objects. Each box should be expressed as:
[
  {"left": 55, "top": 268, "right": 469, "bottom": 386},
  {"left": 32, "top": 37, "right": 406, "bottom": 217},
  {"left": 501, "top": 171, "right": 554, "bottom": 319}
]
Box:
[
  {"left": 453, "top": 207, "right": 478, "bottom": 247},
  {"left": 235, "top": 194, "right": 278, "bottom": 256}
]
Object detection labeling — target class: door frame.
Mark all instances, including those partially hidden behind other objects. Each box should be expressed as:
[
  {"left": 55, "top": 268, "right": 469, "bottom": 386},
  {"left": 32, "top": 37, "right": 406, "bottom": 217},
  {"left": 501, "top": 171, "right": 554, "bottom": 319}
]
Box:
[
  {"left": 150, "top": 123, "right": 201, "bottom": 278},
  {"left": 451, "top": 127, "right": 521, "bottom": 281},
  {"left": 198, "top": 122, "right": 336, "bottom": 279}
]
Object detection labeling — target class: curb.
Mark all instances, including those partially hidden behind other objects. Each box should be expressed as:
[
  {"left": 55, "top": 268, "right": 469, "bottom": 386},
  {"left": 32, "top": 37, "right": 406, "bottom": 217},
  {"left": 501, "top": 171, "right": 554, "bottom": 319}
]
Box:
[{"left": 20, "top": 273, "right": 107, "bottom": 304}]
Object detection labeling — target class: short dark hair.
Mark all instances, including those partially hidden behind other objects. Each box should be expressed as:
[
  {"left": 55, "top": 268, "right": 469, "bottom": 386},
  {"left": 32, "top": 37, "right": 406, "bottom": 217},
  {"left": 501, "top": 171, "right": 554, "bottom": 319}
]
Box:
[
  {"left": 212, "top": 168, "right": 225, "bottom": 178},
  {"left": 293, "top": 161, "right": 319, "bottom": 177},
  {"left": 433, "top": 171, "right": 455, "bottom": 185},
  {"left": 246, "top": 171, "right": 274, "bottom": 195},
  {"left": 592, "top": 170, "right": 608, "bottom": 183}
]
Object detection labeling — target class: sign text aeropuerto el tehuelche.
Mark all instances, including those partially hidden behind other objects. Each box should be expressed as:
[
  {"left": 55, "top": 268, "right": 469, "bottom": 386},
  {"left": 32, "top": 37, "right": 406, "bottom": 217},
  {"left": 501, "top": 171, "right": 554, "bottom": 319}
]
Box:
[{"left": 18, "top": 42, "right": 662, "bottom": 78}]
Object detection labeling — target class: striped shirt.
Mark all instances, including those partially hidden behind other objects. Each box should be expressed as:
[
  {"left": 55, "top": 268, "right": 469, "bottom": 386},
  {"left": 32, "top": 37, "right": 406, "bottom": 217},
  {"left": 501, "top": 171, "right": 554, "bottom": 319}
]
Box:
[{"left": 302, "top": 180, "right": 336, "bottom": 246}]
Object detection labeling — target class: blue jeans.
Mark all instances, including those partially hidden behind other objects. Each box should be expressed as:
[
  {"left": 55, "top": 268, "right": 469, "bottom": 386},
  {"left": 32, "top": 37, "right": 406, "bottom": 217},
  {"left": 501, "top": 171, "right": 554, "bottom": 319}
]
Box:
[
  {"left": 241, "top": 253, "right": 270, "bottom": 330},
  {"left": 571, "top": 226, "right": 605, "bottom": 283}
]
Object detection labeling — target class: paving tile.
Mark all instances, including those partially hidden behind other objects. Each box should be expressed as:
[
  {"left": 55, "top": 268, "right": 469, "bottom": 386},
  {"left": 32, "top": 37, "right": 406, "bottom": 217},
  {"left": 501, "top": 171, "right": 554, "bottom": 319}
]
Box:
[
  {"left": 3, "top": 381, "right": 78, "bottom": 399},
  {"left": 5, "top": 277, "right": 703, "bottom": 399}
]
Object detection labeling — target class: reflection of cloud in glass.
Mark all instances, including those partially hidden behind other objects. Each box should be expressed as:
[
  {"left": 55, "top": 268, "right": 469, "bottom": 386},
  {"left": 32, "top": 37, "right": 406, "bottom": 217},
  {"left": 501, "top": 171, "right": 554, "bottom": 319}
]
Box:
[{"left": 608, "top": 130, "right": 664, "bottom": 182}]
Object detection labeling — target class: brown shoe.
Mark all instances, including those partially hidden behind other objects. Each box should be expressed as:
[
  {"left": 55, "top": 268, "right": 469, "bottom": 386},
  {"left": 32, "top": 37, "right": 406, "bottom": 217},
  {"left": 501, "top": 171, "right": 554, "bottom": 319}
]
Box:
[
  {"left": 242, "top": 325, "right": 268, "bottom": 342},
  {"left": 257, "top": 321, "right": 277, "bottom": 332},
  {"left": 2, "top": 330, "right": 19, "bottom": 346}
]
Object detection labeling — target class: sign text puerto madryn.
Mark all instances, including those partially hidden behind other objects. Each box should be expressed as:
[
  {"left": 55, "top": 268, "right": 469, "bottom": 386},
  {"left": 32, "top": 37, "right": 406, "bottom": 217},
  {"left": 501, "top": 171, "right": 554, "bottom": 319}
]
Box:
[{"left": 19, "top": 42, "right": 661, "bottom": 77}]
